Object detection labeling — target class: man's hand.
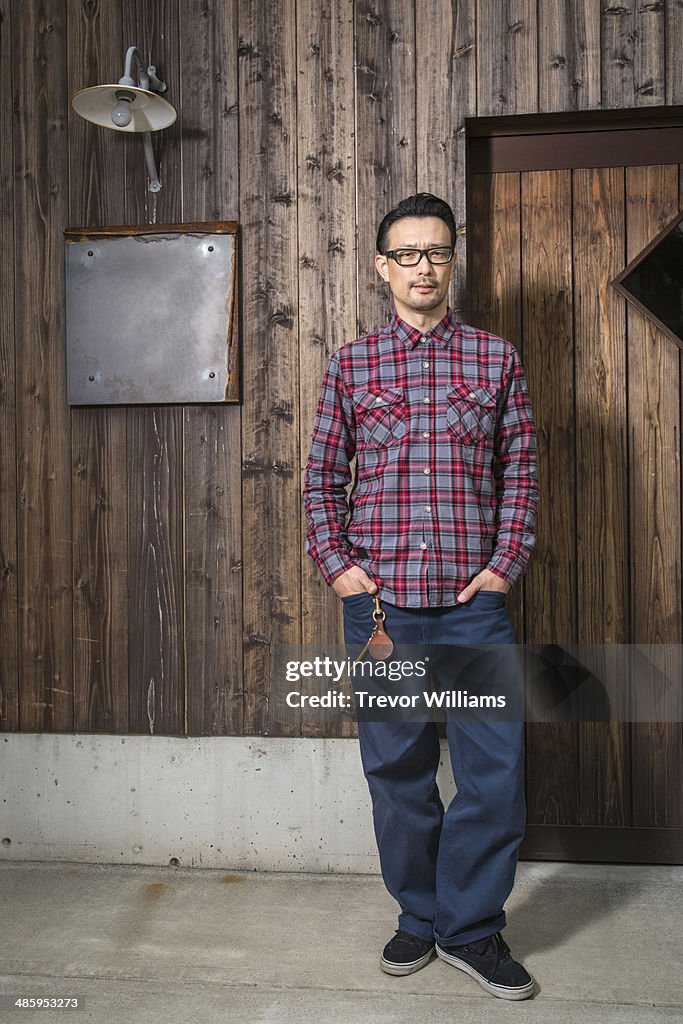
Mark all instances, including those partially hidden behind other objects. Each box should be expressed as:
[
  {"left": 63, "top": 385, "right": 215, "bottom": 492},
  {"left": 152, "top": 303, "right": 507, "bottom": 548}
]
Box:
[
  {"left": 457, "top": 568, "right": 511, "bottom": 603},
  {"left": 332, "top": 566, "right": 379, "bottom": 598}
]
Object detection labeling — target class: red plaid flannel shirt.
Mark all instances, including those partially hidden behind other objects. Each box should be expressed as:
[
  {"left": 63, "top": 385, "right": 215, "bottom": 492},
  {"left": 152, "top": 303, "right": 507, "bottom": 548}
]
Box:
[{"left": 303, "top": 309, "right": 538, "bottom": 608}]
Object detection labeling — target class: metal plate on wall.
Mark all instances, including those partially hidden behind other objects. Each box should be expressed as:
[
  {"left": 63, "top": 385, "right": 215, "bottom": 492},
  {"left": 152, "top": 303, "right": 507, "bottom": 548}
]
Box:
[{"left": 65, "top": 222, "right": 239, "bottom": 404}]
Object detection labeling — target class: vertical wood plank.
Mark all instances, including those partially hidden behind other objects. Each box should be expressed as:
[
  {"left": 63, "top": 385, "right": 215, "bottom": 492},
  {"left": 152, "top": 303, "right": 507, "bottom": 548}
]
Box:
[
  {"left": 666, "top": 0, "right": 683, "bottom": 104},
  {"left": 120, "top": 0, "right": 182, "bottom": 223},
  {"left": 467, "top": 174, "right": 522, "bottom": 350},
  {"left": 522, "top": 170, "right": 575, "bottom": 646},
  {"left": 538, "top": 0, "right": 601, "bottom": 111},
  {"left": 238, "top": 0, "right": 301, "bottom": 734},
  {"left": 71, "top": 413, "right": 129, "bottom": 731},
  {"left": 521, "top": 169, "right": 578, "bottom": 825},
  {"left": 128, "top": 408, "right": 185, "bottom": 735},
  {"left": 180, "top": 0, "right": 243, "bottom": 736},
  {"left": 601, "top": 0, "right": 665, "bottom": 108},
  {"left": 13, "top": 0, "right": 73, "bottom": 731},
  {"left": 67, "top": 0, "right": 125, "bottom": 224},
  {"left": 467, "top": 172, "right": 525, "bottom": 642},
  {"left": 416, "top": 0, "right": 476, "bottom": 316},
  {"left": 119, "top": 0, "right": 186, "bottom": 735},
  {"left": 297, "top": 0, "right": 356, "bottom": 737},
  {"left": 476, "top": 0, "right": 538, "bottom": 116},
  {"left": 573, "top": 166, "right": 629, "bottom": 826},
  {"left": 182, "top": 407, "right": 243, "bottom": 735},
  {"left": 626, "top": 163, "right": 682, "bottom": 828},
  {"left": 178, "top": 0, "right": 239, "bottom": 223},
  {"left": 0, "top": 0, "right": 18, "bottom": 730},
  {"left": 355, "top": 0, "right": 417, "bottom": 335},
  {"left": 68, "top": 0, "right": 130, "bottom": 733}
]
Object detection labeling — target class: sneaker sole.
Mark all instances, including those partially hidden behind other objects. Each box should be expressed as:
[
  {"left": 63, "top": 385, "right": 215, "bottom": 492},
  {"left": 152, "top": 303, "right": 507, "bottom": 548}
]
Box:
[
  {"left": 380, "top": 946, "right": 435, "bottom": 976},
  {"left": 435, "top": 943, "right": 535, "bottom": 1000}
]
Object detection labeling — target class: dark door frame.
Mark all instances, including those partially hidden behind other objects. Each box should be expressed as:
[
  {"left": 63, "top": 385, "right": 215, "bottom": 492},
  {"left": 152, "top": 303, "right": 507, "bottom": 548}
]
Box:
[{"left": 464, "top": 105, "right": 683, "bottom": 864}]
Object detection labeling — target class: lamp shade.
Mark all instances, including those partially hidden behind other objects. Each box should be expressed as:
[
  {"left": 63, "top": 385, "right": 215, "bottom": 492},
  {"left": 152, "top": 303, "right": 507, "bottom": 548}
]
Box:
[{"left": 71, "top": 84, "right": 177, "bottom": 133}]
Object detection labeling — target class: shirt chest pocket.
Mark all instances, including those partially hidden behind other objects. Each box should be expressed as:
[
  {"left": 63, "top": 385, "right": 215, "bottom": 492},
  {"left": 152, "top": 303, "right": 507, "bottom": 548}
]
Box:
[
  {"left": 353, "top": 387, "right": 407, "bottom": 448},
  {"left": 446, "top": 382, "right": 498, "bottom": 444}
]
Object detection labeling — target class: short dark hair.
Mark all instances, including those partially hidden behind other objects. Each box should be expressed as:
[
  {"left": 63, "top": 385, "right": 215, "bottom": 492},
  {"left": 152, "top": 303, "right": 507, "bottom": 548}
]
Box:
[{"left": 376, "top": 193, "right": 457, "bottom": 253}]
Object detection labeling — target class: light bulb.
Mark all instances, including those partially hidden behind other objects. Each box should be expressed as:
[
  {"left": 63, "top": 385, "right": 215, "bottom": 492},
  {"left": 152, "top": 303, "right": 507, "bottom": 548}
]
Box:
[{"left": 112, "top": 100, "right": 133, "bottom": 127}]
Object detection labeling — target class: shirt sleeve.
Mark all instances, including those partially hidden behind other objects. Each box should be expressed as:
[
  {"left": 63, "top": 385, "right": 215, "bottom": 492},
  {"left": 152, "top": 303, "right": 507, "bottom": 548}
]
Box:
[
  {"left": 486, "top": 344, "right": 539, "bottom": 585},
  {"left": 303, "top": 350, "right": 357, "bottom": 585}
]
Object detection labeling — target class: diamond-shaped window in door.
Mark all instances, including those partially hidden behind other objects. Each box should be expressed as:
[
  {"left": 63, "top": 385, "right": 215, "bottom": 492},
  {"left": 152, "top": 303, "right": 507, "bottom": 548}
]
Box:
[{"left": 611, "top": 209, "right": 683, "bottom": 351}]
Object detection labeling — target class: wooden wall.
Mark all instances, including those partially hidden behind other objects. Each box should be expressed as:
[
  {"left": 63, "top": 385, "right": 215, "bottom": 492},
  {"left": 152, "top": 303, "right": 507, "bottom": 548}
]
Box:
[{"left": 1, "top": 0, "right": 682, "bottom": 737}]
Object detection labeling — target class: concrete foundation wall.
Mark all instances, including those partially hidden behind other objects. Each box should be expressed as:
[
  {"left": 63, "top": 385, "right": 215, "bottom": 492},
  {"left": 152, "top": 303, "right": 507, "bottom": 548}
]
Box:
[{"left": 0, "top": 735, "right": 456, "bottom": 872}]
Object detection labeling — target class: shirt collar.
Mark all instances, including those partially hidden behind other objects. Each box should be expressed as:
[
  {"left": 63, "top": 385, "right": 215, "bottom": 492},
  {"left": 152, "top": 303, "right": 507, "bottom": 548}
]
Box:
[{"left": 384, "top": 307, "right": 460, "bottom": 349}]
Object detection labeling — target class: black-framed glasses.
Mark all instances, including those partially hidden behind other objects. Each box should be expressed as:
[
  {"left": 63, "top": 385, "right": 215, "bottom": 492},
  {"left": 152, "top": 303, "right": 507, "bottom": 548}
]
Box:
[{"left": 383, "top": 246, "right": 454, "bottom": 267}]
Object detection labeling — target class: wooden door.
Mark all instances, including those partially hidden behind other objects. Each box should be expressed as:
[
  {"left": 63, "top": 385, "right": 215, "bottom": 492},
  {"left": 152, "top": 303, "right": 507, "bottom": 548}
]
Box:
[{"left": 466, "top": 109, "right": 683, "bottom": 863}]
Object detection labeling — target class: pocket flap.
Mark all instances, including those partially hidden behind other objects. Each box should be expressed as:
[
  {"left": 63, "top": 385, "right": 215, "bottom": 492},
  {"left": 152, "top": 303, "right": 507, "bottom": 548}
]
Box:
[
  {"left": 353, "top": 387, "right": 404, "bottom": 415},
  {"left": 447, "top": 382, "right": 498, "bottom": 409}
]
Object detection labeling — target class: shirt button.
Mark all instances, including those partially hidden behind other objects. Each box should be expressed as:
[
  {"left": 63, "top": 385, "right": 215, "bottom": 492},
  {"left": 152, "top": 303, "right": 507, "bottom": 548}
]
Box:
[
  {"left": 468, "top": 391, "right": 476, "bottom": 399},
  {"left": 423, "top": 467, "right": 430, "bottom": 475},
  {"left": 423, "top": 361, "right": 430, "bottom": 368},
  {"left": 419, "top": 542, "right": 427, "bottom": 550},
  {"left": 424, "top": 505, "right": 432, "bottom": 512},
  {"left": 423, "top": 396, "right": 430, "bottom": 404},
  {"left": 375, "top": 396, "right": 384, "bottom": 404},
  {"left": 423, "top": 431, "right": 430, "bottom": 438},
  {"left": 420, "top": 336, "right": 427, "bottom": 343}
]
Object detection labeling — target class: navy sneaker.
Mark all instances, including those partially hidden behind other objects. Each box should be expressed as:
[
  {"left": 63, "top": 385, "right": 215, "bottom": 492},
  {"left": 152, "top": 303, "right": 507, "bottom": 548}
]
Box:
[
  {"left": 380, "top": 929, "right": 435, "bottom": 976},
  {"left": 436, "top": 931, "right": 534, "bottom": 1000}
]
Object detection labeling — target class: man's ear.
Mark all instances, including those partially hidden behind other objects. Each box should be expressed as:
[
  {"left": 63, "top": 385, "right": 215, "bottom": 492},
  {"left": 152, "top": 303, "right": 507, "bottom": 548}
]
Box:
[{"left": 375, "top": 253, "right": 389, "bottom": 282}]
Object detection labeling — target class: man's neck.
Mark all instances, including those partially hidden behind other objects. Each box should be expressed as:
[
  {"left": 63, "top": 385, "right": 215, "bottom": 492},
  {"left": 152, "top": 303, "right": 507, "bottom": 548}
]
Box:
[{"left": 393, "top": 301, "right": 449, "bottom": 333}]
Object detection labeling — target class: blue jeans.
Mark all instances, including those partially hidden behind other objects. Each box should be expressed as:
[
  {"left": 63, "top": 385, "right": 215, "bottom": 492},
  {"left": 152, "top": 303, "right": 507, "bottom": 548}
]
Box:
[{"left": 342, "top": 591, "right": 526, "bottom": 946}]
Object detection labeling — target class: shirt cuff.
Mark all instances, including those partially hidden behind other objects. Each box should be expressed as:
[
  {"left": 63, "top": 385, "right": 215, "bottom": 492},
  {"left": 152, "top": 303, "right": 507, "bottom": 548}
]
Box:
[
  {"left": 314, "top": 548, "right": 356, "bottom": 586},
  {"left": 486, "top": 549, "right": 526, "bottom": 586}
]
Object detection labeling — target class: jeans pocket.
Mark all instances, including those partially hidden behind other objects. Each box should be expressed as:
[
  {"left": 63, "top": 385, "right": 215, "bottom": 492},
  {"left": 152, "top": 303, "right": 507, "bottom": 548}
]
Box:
[{"left": 472, "top": 590, "right": 507, "bottom": 608}]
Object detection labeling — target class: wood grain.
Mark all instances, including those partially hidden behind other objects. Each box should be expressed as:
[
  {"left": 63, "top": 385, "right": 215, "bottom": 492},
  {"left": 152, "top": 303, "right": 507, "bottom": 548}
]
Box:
[
  {"left": 238, "top": 0, "right": 301, "bottom": 734},
  {"left": 467, "top": 172, "right": 525, "bottom": 643},
  {"left": 572, "top": 166, "right": 629, "bottom": 826},
  {"left": 476, "top": 0, "right": 538, "bottom": 116},
  {"left": 13, "top": 0, "right": 73, "bottom": 731},
  {"left": 601, "top": 0, "right": 665, "bottom": 108},
  {"left": 178, "top": 0, "right": 239, "bottom": 223},
  {"left": 71, "top": 410, "right": 129, "bottom": 731},
  {"left": 626, "top": 163, "right": 682, "bottom": 828},
  {"left": 183, "top": 407, "right": 243, "bottom": 734},
  {"left": 467, "top": 174, "right": 522, "bottom": 351},
  {"left": 121, "top": 0, "right": 182, "bottom": 224},
  {"left": 128, "top": 408, "right": 185, "bottom": 735},
  {"left": 355, "top": 0, "right": 416, "bottom": 335},
  {"left": 180, "top": 0, "right": 243, "bottom": 735},
  {"left": 0, "top": 0, "right": 18, "bottom": 730},
  {"left": 538, "top": 0, "right": 600, "bottom": 111},
  {"left": 117, "top": 0, "right": 186, "bottom": 736},
  {"left": 416, "top": 0, "right": 475, "bottom": 317},
  {"left": 68, "top": 0, "right": 129, "bottom": 733},
  {"left": 296, "top": 0, "right": 357, "bottom": 737},
  {"left": 666, "top": 0, "right": 683, "bottom": 104},
  {"left": 521, "top": 169, "right": 578, "bottom": 827}
]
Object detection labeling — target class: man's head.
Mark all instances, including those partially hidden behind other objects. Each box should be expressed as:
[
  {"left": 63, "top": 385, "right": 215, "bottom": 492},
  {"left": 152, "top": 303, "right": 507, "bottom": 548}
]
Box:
[
  {"left": 375, "top": 193, "right": 456, "bottom": 327},
  {"left": 376, "top": 193, "right": 456, "bottom": 255}
]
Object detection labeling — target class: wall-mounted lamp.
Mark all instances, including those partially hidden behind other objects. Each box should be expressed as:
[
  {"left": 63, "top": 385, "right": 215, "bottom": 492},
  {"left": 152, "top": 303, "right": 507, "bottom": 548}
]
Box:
[{"left": 71, "top": 46, "right": 177, "bottom": 192}]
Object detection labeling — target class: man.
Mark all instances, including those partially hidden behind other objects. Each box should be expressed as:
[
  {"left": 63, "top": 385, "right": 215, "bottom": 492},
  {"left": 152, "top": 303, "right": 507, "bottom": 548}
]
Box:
[{"left": 303, "top": 193, "right": 538, "bottom": 1001}]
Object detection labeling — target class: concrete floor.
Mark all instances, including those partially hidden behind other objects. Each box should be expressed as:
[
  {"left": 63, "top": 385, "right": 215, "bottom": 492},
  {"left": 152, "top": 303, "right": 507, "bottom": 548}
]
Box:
[{"left": 0, "top": 860, "right": 681, "bottom": 1024}]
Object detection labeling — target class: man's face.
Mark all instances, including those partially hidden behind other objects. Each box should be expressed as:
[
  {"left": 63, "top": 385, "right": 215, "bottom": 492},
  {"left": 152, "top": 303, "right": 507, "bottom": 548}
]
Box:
[{"left": 374, "top": 215, "right": 454, "bottom": 318}]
